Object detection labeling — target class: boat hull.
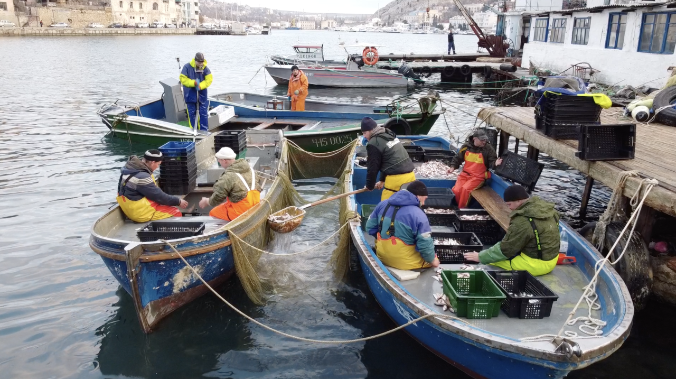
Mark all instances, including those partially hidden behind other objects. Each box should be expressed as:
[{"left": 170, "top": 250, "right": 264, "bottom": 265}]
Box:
[{"left": 265, "top": 65, "right": 410, "bottom": 88}]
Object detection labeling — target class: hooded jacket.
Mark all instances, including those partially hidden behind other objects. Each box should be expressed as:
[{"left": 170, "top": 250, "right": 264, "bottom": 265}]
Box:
[
  {"left": 118, "top": 156, "right": 180, "bottom": 206},
  {"left": 209, "top": 159, "right": 260, "bottom": 206},
  {"left": 180, "top": 58, "right": 213, "bottom": 104},
  {"left": 479, "top": 196, "right": 560, "bottom": 263},
  {"left": 365, "top": 127, "right": 414, "bottom": 190},
  {"left": 449, "top": 136, "right": 498, "bottom": 171},
  {"left": 365, "top": 190, "right": 435, "bottom": 264}
]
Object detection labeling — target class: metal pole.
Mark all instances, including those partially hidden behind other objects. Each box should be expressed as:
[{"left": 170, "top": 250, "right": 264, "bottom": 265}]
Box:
[
  {"left": 579, "top": 176, "right": 594, "bottom": 218},
  {"left": 514, "top": 138, "right": 520, "bottom": 154}
]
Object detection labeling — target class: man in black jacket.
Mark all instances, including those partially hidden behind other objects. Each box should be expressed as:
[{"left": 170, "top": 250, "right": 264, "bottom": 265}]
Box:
[
  {"left": 448, "top": 30, "right": 456, "bottom": 55},
  {"left": 362, "top": 117, "right": 416, "bottom": 201}
]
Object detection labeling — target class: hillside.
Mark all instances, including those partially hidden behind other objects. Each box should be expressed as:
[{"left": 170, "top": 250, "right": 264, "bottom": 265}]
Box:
[{"left": 372, "top": 0, "right": 494, "bottom": 25}]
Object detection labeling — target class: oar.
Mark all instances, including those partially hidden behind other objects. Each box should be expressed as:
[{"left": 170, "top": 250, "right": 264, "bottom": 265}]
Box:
[{"left": 267, "top": 188, "right": 367, "bottom": 233}]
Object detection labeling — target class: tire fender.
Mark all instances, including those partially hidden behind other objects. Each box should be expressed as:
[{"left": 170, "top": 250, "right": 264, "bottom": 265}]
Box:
[{"left": 382, "top": 117, "right": 412, "bottom": 136}]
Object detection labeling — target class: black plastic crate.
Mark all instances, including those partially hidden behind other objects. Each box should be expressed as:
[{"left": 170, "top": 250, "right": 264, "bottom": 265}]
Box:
[
  {"left": 215, "top": 142, "right": 247, "bottom": 154},
  {"left": 163, "top": 154, "right": 196, "bottom": 163},
  {"left": 453, "top": 210, "right": 501, "bottom": 235},
  {"left": 432, "top": 232, "right": 482, "bottom": 263},
  {"left": 404, "top": 145, "right": 425, "bottom": 162},
  {"left": 215, "top": 130, "right": 246, "bottom": 140},
  {"left": 474, "top": 229, "right": 506, "bottom": 247},
  {"left": 544, "top": 121, "right": 585, "bottom": 140},
  {"left": 424, "top": 209, "right": 458, "bottom": 227},
  {"left": 576, "top": 124, "right": 636, "bottom": 161},
  {"left": 423, "top": 148, "right": 456, "bottom": 165},
  {"left": 159, "top": 178, "right": 196, "bottom": 195},
  {"left": 424, "top": 188, "right": 455, "bottom": 209},
  {"left": 159, "top": 168, "right": 197, "bottom": 181},
  {"left": 137, "top": 221, "right": 205, "bottom": 242},
  {"left": 161, "top": 157, "right": 197, "bottom": 169},
  {"left": 494, "top": 152, "right": 544, "bottom": 192},
  {"left": 487, "top": 271, "right": 559, "bottom": 319}
]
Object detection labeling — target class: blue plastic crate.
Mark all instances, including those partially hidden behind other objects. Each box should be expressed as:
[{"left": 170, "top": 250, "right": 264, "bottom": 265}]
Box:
[{"left": 159, "top": 141, "right": 196, "bottom": 158}]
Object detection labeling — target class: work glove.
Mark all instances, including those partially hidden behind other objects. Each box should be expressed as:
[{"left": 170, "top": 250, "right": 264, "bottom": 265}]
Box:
[{"left": 293, "top": 90, "right": 299, "bottom": 95}]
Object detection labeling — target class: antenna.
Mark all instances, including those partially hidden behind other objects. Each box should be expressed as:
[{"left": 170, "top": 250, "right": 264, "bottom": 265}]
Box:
[{"left": 176, "top": 57, "right": 181, "bottom": 70}]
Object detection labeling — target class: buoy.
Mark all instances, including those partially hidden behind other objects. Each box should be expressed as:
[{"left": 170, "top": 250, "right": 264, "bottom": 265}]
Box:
[{"left": 631, "top": 105, "right": 650, "bottom": 122}]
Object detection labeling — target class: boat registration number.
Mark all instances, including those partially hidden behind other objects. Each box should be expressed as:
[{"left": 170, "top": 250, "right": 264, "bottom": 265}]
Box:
[{"left": 311, "top": 134, "right": 356, "bottom": 148}]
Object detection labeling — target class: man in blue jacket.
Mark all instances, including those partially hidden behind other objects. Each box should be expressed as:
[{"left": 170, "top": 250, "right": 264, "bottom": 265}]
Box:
[
  {"left": 366, "top": 180, "right": 440, "bottom": 270},
  {"left": 180, "top": 52, "right": 213, "bottom": 132}
]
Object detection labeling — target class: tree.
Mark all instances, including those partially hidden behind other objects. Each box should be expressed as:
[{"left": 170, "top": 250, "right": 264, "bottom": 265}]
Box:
[
  {"left": 436, "top": 24, "right": 444, "bottom": 30},
  {"left": 402, "top": 19, "right": 408, "bottom": 24}
]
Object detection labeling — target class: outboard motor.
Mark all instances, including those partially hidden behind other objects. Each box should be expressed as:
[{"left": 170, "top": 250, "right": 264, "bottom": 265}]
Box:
[
  {"left": 398, "top": 63, "right": 421, "bottom": 80},
  {"left": 159, "top": 78, "right": 188, "bottom": 123},
  {"left": 349, "top": 53, "right": 365, "bottom": 68}
]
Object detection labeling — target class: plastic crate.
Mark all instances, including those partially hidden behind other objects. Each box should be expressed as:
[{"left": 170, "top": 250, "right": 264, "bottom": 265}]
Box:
[
  {"left": 423, "top": 148, "right": 456, "bottom": 165},
  {"left": 361, "top": 204, "right": 377, "bottom": 231},
  {"left": 576, "top": 124, "right": 636, "bottom": 161},
  {"left": 163, "top": 154, "right": 197, "bottom": 163},
  {"left": 432, "top": 232, "right": 482, "bottom": 263},
  {"left": 453, "top": 210, "right": 501, "bottom": 235},
  {"left": 404, "top": 145, "right": 425, "bottom": 162},
  {"left": 137, "top": 221, "right": 205, "bottom": 242},
  {"left": 158, "top": 141, "right": 195, "bottom": 158},
  {"left": 441, "top": 270, "right": 506, "bottom": 319},
  {"left": 215, "top": 141, "right": 247, "bottom": 152},
  {"left": 474, "top": 229, "right": 506, "bottom": 247},
  {"left": 494, "top": 152, "right": 544, "bottom": 192},
  {"left": 487, "top": 271, "right": 559, "bottom": 319},
  {"left": 424, "top": 187, "right": 455, "bottom": 209},
  {"left": 424, "top": 209, "right": 457, "bottom": 227},
  {"left": 159, "top": 168, "right": 197, "bottom": 181},
  {"left": 159, "top": 178, "right": 196, "bottom": 195}
]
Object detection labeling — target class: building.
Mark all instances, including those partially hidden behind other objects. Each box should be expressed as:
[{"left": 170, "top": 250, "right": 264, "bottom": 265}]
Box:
[
  {"left": 110, "top": 0, "right": 196, "bottom": 26},
  {"left": 298, "top": 20, "right": 315, "bottom": 30},
  {"left": 449, "top": 15, "right": 468, "bottom": 30},
  {"left": 465, "top": 3, "right": 484, "bottom": 14},
  {"left": 320, "top": 19, "right": 336, "bottom": 29},
  {"left": 521, "top": 1, "right": 676, "bottom": 87},
  {"left": 401, "top": 11, "right": 418, "bottom": 25},
  {"left": 0, "top": 0, "right": 15, "bottom": 22},
  {"left": 474, "top": 11, "right": 498, "bottom": 33},
  {"left": 514, "top": 0, "right": 564, "bottom": 11}
]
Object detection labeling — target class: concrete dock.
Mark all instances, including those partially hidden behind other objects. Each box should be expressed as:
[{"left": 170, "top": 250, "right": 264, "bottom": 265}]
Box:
[
  {"left": 0, "top": 27, "right": 195, "bottom": 37},
  {"left": 376, "top": 60, "right": 505, "bottom": 74}
]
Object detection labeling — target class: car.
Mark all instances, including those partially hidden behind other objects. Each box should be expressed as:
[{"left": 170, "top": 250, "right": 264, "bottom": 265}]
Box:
[
  {"left": 164, "top": 23, "right": 176, "bottom": 28},
  {"left": 86, "top": 23, "right": 104, "bottom": 28},
  {"left": 150, "top": 22, "right": 164, "bottom": 28},
  {"left": 123, "top": 24, "right": 135, "bottom": 28},
  {"left": 135, "top": 22, "right": 149, "bottom": 28},
  {"left": 0, "top": 20, "right": 16, "bottom": 27},
  {"left": 49, "top": 23, "right": 70, "bottom": 28},
  {"left": 109, "top": 23, "right": 123, "bottom": 28}
]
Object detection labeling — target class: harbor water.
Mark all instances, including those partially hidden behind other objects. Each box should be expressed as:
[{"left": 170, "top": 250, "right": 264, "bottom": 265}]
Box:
[{"left": 0, "top": 31, "right": 674, "bottom": 378}]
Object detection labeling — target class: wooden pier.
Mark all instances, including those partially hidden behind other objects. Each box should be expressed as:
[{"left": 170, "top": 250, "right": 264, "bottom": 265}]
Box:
[
  {"left": 377, "top": 52, "right": 489, "bottom": 62},
  {"left": 376, "top": 60, "right": 505, "bottom": 74},
  {"left": 478, "top": 106, "right": 676, "bottom": 220}
]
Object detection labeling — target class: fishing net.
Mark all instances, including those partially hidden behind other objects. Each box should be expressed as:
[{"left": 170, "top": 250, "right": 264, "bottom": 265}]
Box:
[{"left": 223, "top": 139, "right": 359, "bottom": 305}]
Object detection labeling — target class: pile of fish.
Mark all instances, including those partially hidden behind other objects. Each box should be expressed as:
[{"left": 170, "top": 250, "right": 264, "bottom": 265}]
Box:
[
  {"left": 424, "top": 208, "right": 455, "bottom": 215},
  {"left": 414, "top": 161, "right": 457, "bottom": 179},
  {"left": 458, "top": 214, "right": 493, "bottom": 221},
  {"left": 433, "top": 292, "right": 455, "bottom": 312},
  {"left": 434, "top": 237, "right": 462, "bottom": 246},
  {"left": 268, "top": 213, "right": 295, "bottom": 223}
]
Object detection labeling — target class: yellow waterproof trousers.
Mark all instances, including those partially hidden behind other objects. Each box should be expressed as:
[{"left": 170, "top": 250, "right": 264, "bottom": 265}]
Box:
[
  {"left": 382, "top": 172, "right": 416, "bottom": 201},
  {"left": 490, "top": 253, "right": 558, "bottom": 276}
]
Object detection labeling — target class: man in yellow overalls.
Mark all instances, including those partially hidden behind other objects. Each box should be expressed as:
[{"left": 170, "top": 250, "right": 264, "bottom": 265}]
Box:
[{"left": 362, "top": 117, "right": 416, "bottom": 201}]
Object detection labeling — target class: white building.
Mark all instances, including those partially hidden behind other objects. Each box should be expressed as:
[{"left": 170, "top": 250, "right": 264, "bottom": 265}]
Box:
[
  {"left": 401, "top": 11, "right": 418, "bottom": 25},
  {"left": 513, "top": 0, "right": 563, "bottom": 11},
  {"left": 298, "top": 20, "right": 316, "bottom": 30},
  {"left": 475, "top": 11, "right": 498, "bottom": 34},
  {"left": 449, "top": 15, "right": 468, "bottom": 30},
  {"left": 522, "top": 1, "right": 676, "bottom": 87},
  {"left": 321, "top": 19, "right": 336, "bottom": 29},
  {"left": 0, "top": 0, "right": 16, "bottom": 24},
  {"left": 111, "top": 0, "right": 197, "bottom": 26},
  {"left": 465, "top": 3, "right": 484, "bottom": 14}
]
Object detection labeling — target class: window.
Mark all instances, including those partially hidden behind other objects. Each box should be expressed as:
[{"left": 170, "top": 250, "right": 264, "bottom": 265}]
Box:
[
  {"left": 533, "top": 18, "right": 549, "bottom": 42},
  {"left": 119, "top": 1, "right": 122, "bottom": 7},
  {"left": 139, "top": 2, "right": 142, "bottom": 9},
  {"left": 195, "top": 11, "right": 199, "bottom": 15},
  {"left": 639, "top": 12, "right": 676, "bottom": 54},
  {"left": 153, "top": 2, "right": 158, "bottom": 10},
  {"left": 572, "top": 17, "right": 590, "bottom": 45},
  {"left": 129, "top": 2, "right": 133, "bottom": 9},
  {"left": 165, "top": 4, "right": 168, "bottom": 11},
  {"left": 606, "top": 13, "right": 627, "bottom": 49},
  {"left": 550, "top": 18, "right": 566, "bottom": 43},
  {"left": 0, "top": 2, "right": 7, "bottom": 11}
]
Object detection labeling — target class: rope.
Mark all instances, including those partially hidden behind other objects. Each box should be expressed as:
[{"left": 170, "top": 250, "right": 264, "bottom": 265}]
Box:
[{"left": 162, "top": 239, "right": 460, "bottom": 344}]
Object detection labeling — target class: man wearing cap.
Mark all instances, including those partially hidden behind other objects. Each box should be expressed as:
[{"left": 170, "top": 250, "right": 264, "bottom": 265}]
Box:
[
  {"left": 116, "top": 150, "right": 189, "bottom": 222},
  {"left": 286, "top": 65, "right": 308, "bottom": 111},
  {"left": 198, "top": 147, "right": 260, "bottom": 221},
  {"left": 464, "top": 185, "right": 560, "bottom": 276},
  {"left": 366, "top": 181, "right": 440, "bottom": 270},
  {"left": 180, "top": 52, "right": 213, "bottom": 132},
  {"left": 361, "top": 117, "right": 416, "bottom": 201},
  {"left": 448, "top": 130, "right": 501, "bottom": 208}
]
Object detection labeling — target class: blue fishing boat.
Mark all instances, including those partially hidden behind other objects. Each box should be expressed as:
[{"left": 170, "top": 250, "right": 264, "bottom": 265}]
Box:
[{"left": 346, "top": 135, "right": 633, "bottom": 378}]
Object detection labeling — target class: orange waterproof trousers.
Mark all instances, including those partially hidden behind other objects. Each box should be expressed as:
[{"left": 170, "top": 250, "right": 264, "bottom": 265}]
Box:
[
  {"left": 209, "top": 190, "right": 261, "bottom": 221},
  {"left": 452, "top": 171, "right": 485, "bottom": 208}
]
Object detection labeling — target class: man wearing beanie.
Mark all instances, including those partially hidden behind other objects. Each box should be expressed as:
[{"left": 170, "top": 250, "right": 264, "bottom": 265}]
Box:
[
  {"left": 180, "top": 52, "right": 213, "bottom": 132},
  {"left": 448, "top": 129, "right": 501, "bottom": 208},
  {"left": 361, "top": 117, "right": 416, "bottom": 201},
  {"left": 287, "top": 65, "right": 309, "bottom": 111},
  {"left": 366, "top": 180, "right": 440, "bottom": 270},
  {"left": 464, "top": 185, "right": 560, "bottom": 276},
  {"left": 116, "top": 149, "right": 188, "bottom": 222},
  {"left": 199, "top": 147, "right": 261, "bottom": 221}
]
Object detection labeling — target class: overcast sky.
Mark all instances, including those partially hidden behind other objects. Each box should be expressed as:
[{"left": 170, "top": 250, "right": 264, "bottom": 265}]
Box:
[{"left": 233, "top": 0, "right": 384, "bottom": 14}]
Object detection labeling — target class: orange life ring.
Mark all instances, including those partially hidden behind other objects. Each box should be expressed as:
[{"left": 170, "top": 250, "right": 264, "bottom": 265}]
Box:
[{"left": 362, "top": 47, "right": 379, "bottom": 66}]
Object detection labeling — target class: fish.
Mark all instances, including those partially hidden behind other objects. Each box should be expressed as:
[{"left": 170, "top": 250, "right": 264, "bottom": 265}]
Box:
[
  {"left": 424, "top": 208, "right": 455, "bottom": 214},
  {"left": 414, "top": 161, "right": 457, "bottom": 179}
]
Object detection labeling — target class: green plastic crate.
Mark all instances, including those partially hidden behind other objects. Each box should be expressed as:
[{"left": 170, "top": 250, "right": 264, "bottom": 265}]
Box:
[
  {"left": 441, "top": 270, "right": 506, "bottom": 319},
  {"left": 236, "top": 149, "right": 247, "bottom": 159},
  {"left": 361, "top": 204, "right": 377, "bottom": 231}
]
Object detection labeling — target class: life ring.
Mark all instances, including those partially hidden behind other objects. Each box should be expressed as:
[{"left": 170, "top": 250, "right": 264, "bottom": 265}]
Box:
[
  {"left": 420, "top": 66, "right": 432, "bottom": 78},
  {"left": 362, "top": 47, "right": 379, "bottom": 66},
  {"left": 383, "top": 117, "right": 412, "bottom": 135}
]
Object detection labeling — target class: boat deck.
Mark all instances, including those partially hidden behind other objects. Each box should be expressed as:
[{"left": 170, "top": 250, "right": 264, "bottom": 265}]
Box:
[
  {"left": 362, "top": 233, "right": 598, "bottom": 340},
  {"left": 478, "top": 106, "right": 676, "bottom": 218},
  {"left": 107, "top": 216, "right": 228, "bottom": 242}
]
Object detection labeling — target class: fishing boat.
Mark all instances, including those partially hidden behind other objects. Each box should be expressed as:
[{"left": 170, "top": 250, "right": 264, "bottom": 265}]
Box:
[
  {"left": 97, "top": 79, "right": 442, "bottom": 152},
  {"left": 269, "top": 44, "right": 344, "bottom": 66},
  {"left": 345, "top": 135, "right": 633, "bottom": 378}
]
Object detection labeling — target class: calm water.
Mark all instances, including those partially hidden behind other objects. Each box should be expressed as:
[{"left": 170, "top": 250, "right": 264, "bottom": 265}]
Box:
[{"left": 0, "top": 31, "right": 673, "bottom": 378}]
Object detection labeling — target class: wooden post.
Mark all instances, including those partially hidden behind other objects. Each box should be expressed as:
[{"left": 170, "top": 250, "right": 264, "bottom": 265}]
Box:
[
  {"left": 527, "top": 145, "right": 540, "bottom": 161},
  {"left": 579, "top": 176, "right": 594, "bottom": 218},
  {"left": 514, "top": 138, "right": 520, "bottom": 154},
  {"left": 499, "top": 131, "right": 511, "bottom": 156}
]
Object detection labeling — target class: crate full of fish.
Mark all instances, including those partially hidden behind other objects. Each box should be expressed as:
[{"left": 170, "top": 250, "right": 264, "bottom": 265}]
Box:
[
  {"left": 137, "top": 221, "right": 205, "bottom": 242},
  {"left": 487, "top": 271, "right": 558, "bottom": 319},
  {"left": 424, "top": 208, "right": 457, "bottom": 227},
  {"left": 423, "top": 148, "right": 456, "bottom": 166},
  {"left": 453, "top": 209, "right": 501, "bottom": 234},
  {"left": 432, "top": 232, "right": 482, "bottom": 263},
  {"left": 414, "top": 161, "right": 457, "bottom": 180},
  {"left": 441, "top": 270, "right": 505, "bottom": 319}
]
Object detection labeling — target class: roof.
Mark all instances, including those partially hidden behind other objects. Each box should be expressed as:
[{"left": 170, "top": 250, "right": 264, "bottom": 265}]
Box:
[{"left": 528, "top": 1, "right": 676, "bottom": 16}]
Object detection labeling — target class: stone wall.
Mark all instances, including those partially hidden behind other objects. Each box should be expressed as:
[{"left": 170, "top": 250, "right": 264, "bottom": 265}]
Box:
[
  {"left": 0, "top": 26, "right": 195, "bottom": 35},
  {"left": 31, "top": 7, "right": 114, "bottom": 28}
]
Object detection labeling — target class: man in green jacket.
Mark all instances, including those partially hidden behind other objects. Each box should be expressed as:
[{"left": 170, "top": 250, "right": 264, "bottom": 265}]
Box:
[{"left": 464, "top": 185, "right": 560, "bottom": 276}]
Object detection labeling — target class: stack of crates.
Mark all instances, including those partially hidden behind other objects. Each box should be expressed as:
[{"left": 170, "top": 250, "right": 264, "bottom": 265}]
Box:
[
  {"left": 534, "top": 94, "right": 601, "bottom": 139},
  {"left": 453, "top": 209, "right": 504, "bottom": 247},
  {"left": 215, "top": 130, "right": 247, "bottom": 159},
  {"left": 158, "top": 141, "right": 196, "bottom": 195}
]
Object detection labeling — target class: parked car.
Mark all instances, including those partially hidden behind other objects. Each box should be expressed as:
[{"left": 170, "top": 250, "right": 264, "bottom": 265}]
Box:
[
  {"left": 86, "top": 23, "right": 104, "bottom": 28},
  {"left": 49, "top": 23, "right": 70, "bottom": 28},
  {"left": 123, "top": 24, "right": 135, "bottom": 28},
  {"left": 150, "top": 22, "right": 164, "bottom": 28},
  {"left": 0, "top": 20, "right": 16, "bottom": 27},
  {"left": 164, "top": 23, "right": 176, "bottom": 28},
  {"left": 109, "top": 23, "right": 123, "bottom": 28},
  {"left": 135, "top": 22, "right": 149, "bottom": 28}
]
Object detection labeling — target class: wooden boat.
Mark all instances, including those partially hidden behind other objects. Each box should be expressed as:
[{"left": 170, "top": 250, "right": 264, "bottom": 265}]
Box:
[
  {"left": 346, "top": 136, "right": 633, "bottom": 378},
  {"left": 89, "top": 132, "right": 287, "bottom": 332},
  {"left": 97, "top": 81, "right": 441, "bottom": 152}
]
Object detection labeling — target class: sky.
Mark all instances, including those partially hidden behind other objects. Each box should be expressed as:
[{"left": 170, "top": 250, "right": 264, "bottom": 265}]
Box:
[{"left": 231, "top": 0, "right": 384, "bottom": 15}]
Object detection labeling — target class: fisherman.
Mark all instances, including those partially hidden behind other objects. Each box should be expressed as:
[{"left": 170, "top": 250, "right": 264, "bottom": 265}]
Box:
[
  {"left": 366, "top": 181, "right": 440, "bottom": 270},
  {"left": 464, "top": 185, "right": 560, "bottom": 276},
  {"left": 447, "top": 29, "right": 456, "bottom": 55},
  {"left": 180, "top": 52, "right": 213, "bottom": 132},
  {"left": 116, "top": 149, "right": 188, "bottom": 222},
  {"left": 287, "top": 65, "right": 309, "bottom": 111},
  {"left": 362, "top": 117, "right": 416, "bottom": 201},
  {"left": 448, "top": 130, "right": 501, "bottom": 208},
  {"left": 198, "top": 147, "right": 260, "bottom": 221}
]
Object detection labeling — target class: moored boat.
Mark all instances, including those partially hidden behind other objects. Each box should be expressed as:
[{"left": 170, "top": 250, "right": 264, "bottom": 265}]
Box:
[{"left": 345, "top": 135, "right": 633, "bottom": 378}]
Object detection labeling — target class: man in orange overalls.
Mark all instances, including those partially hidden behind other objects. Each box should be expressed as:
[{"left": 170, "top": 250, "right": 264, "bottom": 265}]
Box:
[
  {"left": 448, "top": 130, "right": 502, "bottom": 208},
  {"left": 198, "top": 147, "right": 260, "bottom": 221},
  {"left": 287, "top": 65, "right": 309, "bottom": 111}
]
